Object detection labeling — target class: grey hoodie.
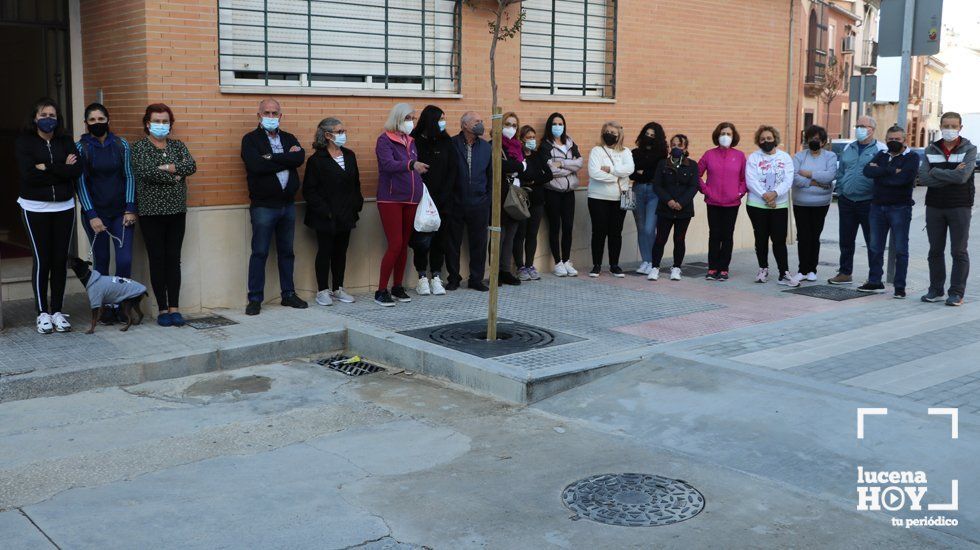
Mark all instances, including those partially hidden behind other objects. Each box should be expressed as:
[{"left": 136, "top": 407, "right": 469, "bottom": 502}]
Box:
[
  {"left": 792, "top": 149, "right": 838, "bottom": 206},
  {"left": 85, "top": 270, "right": 146, "bottom": 309}
]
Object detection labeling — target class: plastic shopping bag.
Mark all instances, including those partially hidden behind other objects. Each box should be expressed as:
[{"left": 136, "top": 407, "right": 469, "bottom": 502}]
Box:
[{"left": 413, "top": 184, "right": 441, "bottom": 232}]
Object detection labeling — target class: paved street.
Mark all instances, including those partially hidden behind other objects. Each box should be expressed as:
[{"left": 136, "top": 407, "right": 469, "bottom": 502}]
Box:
[{"left": 1, "top": 190, "right": 978, "bottom": 548}]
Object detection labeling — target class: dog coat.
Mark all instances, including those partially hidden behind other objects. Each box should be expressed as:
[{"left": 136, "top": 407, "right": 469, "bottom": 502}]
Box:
[{"left": 85, "top": 270, "right": 146, "bottom": 309}]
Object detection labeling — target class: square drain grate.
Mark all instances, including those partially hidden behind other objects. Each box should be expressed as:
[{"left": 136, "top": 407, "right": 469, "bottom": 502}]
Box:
[
  {"left": 783, "top": 285, "right": 873, "bottom": 301},
  {"left": 185, "top": 315, "right": 239, "bottom": 330},
  {"left": 316, "top": 354, "right": 385, "bottom": 376},
  {"left": 400, "top": 318, "right": 583, "bottom": 359}
]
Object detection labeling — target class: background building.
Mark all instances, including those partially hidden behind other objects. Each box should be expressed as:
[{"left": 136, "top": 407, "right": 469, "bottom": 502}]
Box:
[{"left": 1, "top": 0, "right": 800, "bottom": 312}]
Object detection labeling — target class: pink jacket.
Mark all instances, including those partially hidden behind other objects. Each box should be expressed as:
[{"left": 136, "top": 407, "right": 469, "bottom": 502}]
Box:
[{"left": 698, "top": 147, "right": 747, "bottom": 207}]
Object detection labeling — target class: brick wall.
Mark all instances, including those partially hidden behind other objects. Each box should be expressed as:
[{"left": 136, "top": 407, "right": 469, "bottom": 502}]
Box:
[{"left": 82, "top": 0, "right": 794, "bottom": 206}]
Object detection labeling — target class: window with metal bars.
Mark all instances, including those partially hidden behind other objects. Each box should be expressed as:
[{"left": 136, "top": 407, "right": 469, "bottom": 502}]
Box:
[
  {"left": 520, "top": 0, "right": 616, "bottom": 98},
  {"left": 218, "top": 0, "right": 461, "bottom": 93}
]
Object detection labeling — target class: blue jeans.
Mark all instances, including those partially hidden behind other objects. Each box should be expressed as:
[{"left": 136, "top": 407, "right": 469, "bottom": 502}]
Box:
[
  {"left": 248, "top": 204, "right": 296, "bottom": 302},
  {"left": 83, "top": 212, "right": 134, "bottom": 278},
  {"left": 837, "top": 196, "right": 871, "bottom": 276},
  {"left": 632, "top": 183, "right": 658, "bottom": 264},
  {"left": 868, "top": 204, "right": 912, "bottom": 289}
]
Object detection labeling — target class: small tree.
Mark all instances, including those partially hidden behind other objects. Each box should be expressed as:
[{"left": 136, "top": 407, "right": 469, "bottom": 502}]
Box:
[
  {"left": 817, "top": 54, "right": 848, "bottom": 128},
  {"left": 463, "top": 0, "right": 525, "bottom": 341}
]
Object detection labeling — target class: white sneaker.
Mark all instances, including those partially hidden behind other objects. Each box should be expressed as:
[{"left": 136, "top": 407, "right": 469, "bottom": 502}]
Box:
[
  {"left": 563, "top": 261, "right": 578, "bottom": 277},
  {"left": 333, "top": 287, "right": 355, "bottom": 303},
  {"left": 553, "top": 262, "right": 568, "bottom": 277},
  {"left": 755, "top": 268, "right": 769, "bottom": 283},
  {"left": 36, "top": 312, "right": 53, "bottom": 334},
  {"left": 791, "top": 272, "right": 806, "bottom": 283},
  {"left": 636, "top": 262, "right": 651, "bottom": 275},
  {"left": 315, "top": 289, "right": 334, "bottom": 306},
  {"left": 647, "top": 267, "right": 660, "bottom": 281},
  {"left": 670, "top": 267, "right": 682, "bottom": 281},
  {"left": 805, "top": 272, "right": 818, "bottom": 282},
  {"left": 51, "top": 312, "right": 71, "bottom": 332},
  {"left": 416, "top": 276, "right": 431, "bottom": 296},
  {"left": 430, "top": 276, "right": 447, "bottom": 295},
  {"left": 778, "top": 271, "right": 801, "bottom": 287}
]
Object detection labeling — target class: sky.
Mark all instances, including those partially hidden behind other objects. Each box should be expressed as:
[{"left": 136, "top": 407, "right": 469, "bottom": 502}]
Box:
[{"left": 938, "top": 0, "right": 980, "bottom": 114}]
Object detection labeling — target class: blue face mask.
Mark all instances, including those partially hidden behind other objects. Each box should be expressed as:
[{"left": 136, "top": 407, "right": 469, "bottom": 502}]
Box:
[
  {"left": 525, "top": 139, "right": 537, "bottom": 151},
  {"left": 261, "top": 117, "right": 280, "bottom": 132},
  {"left": 855, "top": 127, "right": 869, "bottom": 141},
  {"left": 438, "top": 120, "right": 447, "bottom": 132},
  {"left": 332, "top": 133, "right": 347, "bottom": 148},
  {"left": 36, "top": 117, "right": 58, "bottom": 133},
  {"left": 551, "top": 125, "right": 565, "bottom": 138},
  {"left": 149, "top": 123, "right": 170, "bottom": 139}
]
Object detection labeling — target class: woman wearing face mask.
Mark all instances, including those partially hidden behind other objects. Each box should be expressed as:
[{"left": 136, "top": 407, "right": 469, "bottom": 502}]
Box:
[
  {"left": 791, "top": 125, "right": 837, "bottom": 284},
  {"left": 132, "top": 103, "right": 197, "bottom": 326},
  {"left": 75, "top": 103, "right": 137, "bottom": 324},
  {"left": 302, "top": 117, "right": 363, "bottom": 307},
  {"left": 630, "top": 122, "right": 668, "bottom": 275},
  {"left": 698, "top": 122, "right": 746, "bottom": 281},
  {"left": 540, "top": 112, "right": 584, "bottom": 277},
  {"left": 745, "top": 125, "right": 797, "bottom": 285},
  {"left": 374, "top": 103, "right": 429, "bottom": 307},
  {"left": 409, "top": 105, "right": 457, "bottom": 296},
  {"left": 587, "top": 121, "right": 635, "bottom": 278},
  {"left": 497, "top": 111, "right": 531, "bottom": 286},
  {"left": 648, "top": 135, "right": 699, "bottom": 281},
  {"left": 15, "top": 97, "right": 81, "bottom": 334},
  {"left": 513, "top": 125, "right": 553, "bottom": 280}
]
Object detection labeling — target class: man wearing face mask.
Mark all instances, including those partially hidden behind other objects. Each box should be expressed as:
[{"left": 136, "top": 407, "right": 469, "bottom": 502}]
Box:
[
  {"left": 856, "top": 126, "right": 920, "bottom": 298},
  {"left": 917, "top": 112, "right": 978, "bottom": 306},
  {"left": 241, "top": 98, "right": 307, "bottom": 315},
  {"left": 447, "top": 111, "right": 494, "bottom": 291},
  {"left": 829, "top": 116, "right": 887, "bottom": 285}
]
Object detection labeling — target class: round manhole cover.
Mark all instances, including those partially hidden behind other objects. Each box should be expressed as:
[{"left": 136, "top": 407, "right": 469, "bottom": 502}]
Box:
[
  {"left": 562, "top": 473, "right": 705, "bottom": 527},
  {"left": 428, "top": 324, "right": 554, "bottom": 347}
]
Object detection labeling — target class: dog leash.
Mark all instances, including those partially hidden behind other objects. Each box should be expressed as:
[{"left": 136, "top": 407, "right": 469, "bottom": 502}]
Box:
[{"left": 86, "top": 229, "right": 125, "bottom": 263}]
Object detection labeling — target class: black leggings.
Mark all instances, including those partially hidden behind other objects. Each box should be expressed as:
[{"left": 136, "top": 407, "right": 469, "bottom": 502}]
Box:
[
  {"left": 21, "top": 208, "right": 75, "bottom": 314},
  {"left": 793, "top": 204, "right": 830, "bottom": 274},
  {"left": 706, "top": 205, "right": 739, "bottom": 272},
  {"left": 514, "top": 202, "right": 544, "bottom": 268},
  {"left": 412, "top": 222, "right": 449, "bottom": 277},
  {"left": 315, "top": 229, "right": 351, "bottom": 291},
  {"left": 746, "top": 205, "right": 789, "bottom": 274},
  {"left": 588, "top": 198, "right": 627, "bottom": 267},
  {"left": 140, "top": 213, "right": 186, "bottom": 310},
  {"left": 651, "top": 217, "right": 692, "bottom": 268},
  {"left": 545, "top": 189, "right": 575, "bottom": 263}
]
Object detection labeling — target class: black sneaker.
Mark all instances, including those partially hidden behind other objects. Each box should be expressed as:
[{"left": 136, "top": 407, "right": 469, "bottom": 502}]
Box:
[
  {"left": 719, "top": 271, "right": 730, "bottom": 281},
  {"left": 446, "top": 279, "right": 461, "bottom": 291},
  {"left": 99, "top": 307, "right": 115, "bottom": 325},
  {"left": 921, "top": 290, "right": 944, "bottom": 303},
  {"left": 589, "top": 265, "right": 601, "bottom": 278},
  {"left": 893, "top": 288, "right": 907, "bottom": 299},
  {"left": 857, "top": 282, "right": 885, "bottom": 293},
  {"left": 499, "top": 271, "right": 522, "bottom": 286},
  {"left": 374, "top": 290, "right": 395, "bottom": 307},
  {"left": 610, "top": 265, "right": 625, "bottom": 278},
  {"left": 946, "top": 294, "right": 964, "bottom": 307},
  {"left": 281, "top": 293, "right": 308, "bottom": 309},
  {"left": 705, "top": 270, "right": 718, "bottom": 281},
  {"left": 467, "top": 279, "right": 489, "bottom": 292},
  {"left": 245, "top": 301, "right": 261, "bottom": 315},
  {"left": 391, "top": 286, "right": 412, "bottom": 302}
]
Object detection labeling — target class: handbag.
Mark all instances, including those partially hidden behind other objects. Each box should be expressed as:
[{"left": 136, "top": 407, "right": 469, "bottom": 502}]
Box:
[
  {"left": 602, "top": 147, "right": 635, "bottom": 211},
  {"left": 503, "top": 184, "right": 531, "bottom": 221}
]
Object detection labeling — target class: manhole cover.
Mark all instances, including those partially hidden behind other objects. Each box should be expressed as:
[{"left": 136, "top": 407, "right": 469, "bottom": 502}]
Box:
[
  {"left": 783, "top": 285, "right": 873, "bottom": 301},
  {"left": 680, "top": 262, "right": 709, "bottom": 277},
  {"left": 315, "top": 354, "right": 385, "bottom": 376},
  {"left": 185, "top": 315, "right": 238, "bottom": 330},
  {"left": 400, "top": 319, "right": 583, "bottom": 359},
  {"left": 562, "top": 473, "right": 705, "bottom": 527}
]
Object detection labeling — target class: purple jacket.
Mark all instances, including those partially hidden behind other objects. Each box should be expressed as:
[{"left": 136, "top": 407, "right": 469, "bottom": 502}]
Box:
[{"left": 376, "top": 131, "right": 423, "bottom": 204}]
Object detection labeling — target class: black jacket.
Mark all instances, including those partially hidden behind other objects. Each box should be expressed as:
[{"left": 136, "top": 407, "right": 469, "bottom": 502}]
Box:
[
  {"left": 302, "top": 148, "right": 364, "bottom": 233},
  {"left": 863, "top": 149, "right": 920, "bottom": 206},
  {"left": 15, "top": 132, "right": 82, "bottom": 203},
  {"left": 521, "top": 150, "right": 553, "bottom": 207},
  {"left": 241, "top": 126, "right": 305, "bottom": 207},
  {"left": 499, "top": 148, "right": 528, "bottom": 204},
  {"left": 631, "top": 147, "right": 667, "bottom": 184},
  {"left": 414, "top": 134, "right": 458, "bottom": 211},
  {"left": 653, "top": 157, "right": 699, "bottom": 219}
]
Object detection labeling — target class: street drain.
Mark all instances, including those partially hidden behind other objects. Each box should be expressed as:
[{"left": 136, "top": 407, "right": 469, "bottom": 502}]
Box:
[
  {"left": 400, "top": 319, "right": 583, "bottom": 359},
  {"left": 783, "top": 284, "right": 872, "bottom": 301},
  {"left": 315, "top": 355, "right": 385, "bottom": 376},
  {"left": 185, "top": 314, "right": 238, "bottom": 330},
  {"left": 562, "top": 473, "right": 705, "bottom": 527}
]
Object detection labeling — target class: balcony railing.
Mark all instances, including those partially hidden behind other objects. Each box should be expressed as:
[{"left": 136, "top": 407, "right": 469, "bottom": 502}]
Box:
[{"left": 806, "top": 48, "right": 827, "bottom": 84}]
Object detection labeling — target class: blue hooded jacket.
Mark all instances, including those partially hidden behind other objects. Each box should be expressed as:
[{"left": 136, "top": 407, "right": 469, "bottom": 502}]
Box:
[
  {"left": 835, "top": 139, "right": 887, "bottom": 201},
  {"left": 75, "top": 133, "right": 135, "bottom": 219}
]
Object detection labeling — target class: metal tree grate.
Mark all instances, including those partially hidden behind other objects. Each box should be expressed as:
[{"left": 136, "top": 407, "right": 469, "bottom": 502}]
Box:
[
  {"left": 315, "top": 355, "right": 384, "bottom": 377},
  {"left": 783, "top": 285, "right": 873, "bottom": 301},
  {"left": 400, "top": 319, "right": 583, "bottom": 359},
  {"left": 563, "top": 473, "right": 705, "bottom": 527},
  {"left": 185, "top": 315, "right": 239, "bottom": 330}
]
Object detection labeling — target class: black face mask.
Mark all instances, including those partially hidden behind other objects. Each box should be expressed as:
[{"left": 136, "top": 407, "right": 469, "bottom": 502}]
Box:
[
  {"left": 886, "top": 140, "right": 904, "bottom": 153},
  {"left": 88, "top": 122, "right": 109, "bottom": 138},
  {"left": 602, "top": 132, "right": 618, "bottom": 146},
  {"left": 670, "top": 147, "right": 685, "bottom": 159},
  {"left": 807, "top": 140, "right": 822, "bottom": 151},
  {"left": 760, "top": 141, "right": 777, "bottom": 153}
]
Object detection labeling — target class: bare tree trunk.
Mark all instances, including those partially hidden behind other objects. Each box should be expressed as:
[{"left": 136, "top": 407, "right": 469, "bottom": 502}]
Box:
[{"left": 486, "top": 4, "right": 506, "bottom": 341}]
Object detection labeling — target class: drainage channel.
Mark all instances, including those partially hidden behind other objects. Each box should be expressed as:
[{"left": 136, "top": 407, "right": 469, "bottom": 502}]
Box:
[{"left": 315, "top": 354, "right": 386, "bottom": 377}]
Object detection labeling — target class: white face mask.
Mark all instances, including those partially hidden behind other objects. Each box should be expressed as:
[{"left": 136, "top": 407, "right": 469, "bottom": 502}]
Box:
[
  {"left": 399, "top": 120, "right": 415, "bottom": 134},
  {"left": 502, "top": 126, "right": 517, "bottom": 140},
  {"left": 942, "top": 129, "right": 960, "bottom": 142},
  {"left": 718, "top": 135, "right": 733, "bottom": 148}
]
